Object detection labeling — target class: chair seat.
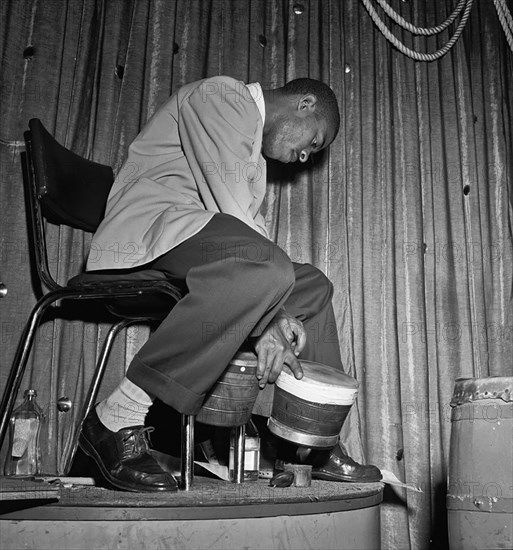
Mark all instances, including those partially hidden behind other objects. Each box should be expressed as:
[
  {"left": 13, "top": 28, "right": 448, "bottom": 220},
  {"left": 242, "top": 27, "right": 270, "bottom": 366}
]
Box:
[{"left": 68, "top": 269, "right": 185, "bottom": 319}]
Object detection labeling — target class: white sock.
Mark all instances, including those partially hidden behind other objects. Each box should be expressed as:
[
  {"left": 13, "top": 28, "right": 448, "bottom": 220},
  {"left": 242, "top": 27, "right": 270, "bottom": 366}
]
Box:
[{"left": 95, "top": 377, "right": 153, "bottom": 432}]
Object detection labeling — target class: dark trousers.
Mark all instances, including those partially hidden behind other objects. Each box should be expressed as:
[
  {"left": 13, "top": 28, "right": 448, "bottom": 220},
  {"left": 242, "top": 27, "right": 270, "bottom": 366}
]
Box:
[{"left": 127, "top": 213, "right": 344, "bottom": 415}]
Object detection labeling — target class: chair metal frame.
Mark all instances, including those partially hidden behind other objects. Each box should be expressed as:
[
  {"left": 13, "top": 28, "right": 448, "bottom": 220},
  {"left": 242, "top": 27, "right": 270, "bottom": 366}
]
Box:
[{"left": 0, "top": 119, "right": 184, "bottom": 478}]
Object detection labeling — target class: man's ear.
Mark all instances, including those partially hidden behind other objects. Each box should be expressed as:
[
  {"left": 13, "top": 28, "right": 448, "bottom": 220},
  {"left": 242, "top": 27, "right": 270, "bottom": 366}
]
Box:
[{"left": 298, "top": 94, "right": 317, "bottom": 112}]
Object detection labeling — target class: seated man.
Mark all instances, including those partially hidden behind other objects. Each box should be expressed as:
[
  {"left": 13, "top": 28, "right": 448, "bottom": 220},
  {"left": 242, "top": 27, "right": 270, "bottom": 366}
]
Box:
[{"left": 79, "top": 75, "right": 381, "bottom": 492}]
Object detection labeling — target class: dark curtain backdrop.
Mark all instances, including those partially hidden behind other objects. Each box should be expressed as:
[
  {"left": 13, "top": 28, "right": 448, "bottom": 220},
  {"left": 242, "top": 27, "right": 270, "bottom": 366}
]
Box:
[{"left": 1, "top": 1, "right": 512, "bottom": 548}]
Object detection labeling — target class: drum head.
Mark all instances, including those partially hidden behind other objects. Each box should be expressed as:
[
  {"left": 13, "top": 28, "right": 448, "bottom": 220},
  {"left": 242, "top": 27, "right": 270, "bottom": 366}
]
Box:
[
  {"left": 277, "top": 360, "right": 358, "bottom": 405},
  {"left": 280, "top": 360, "right": 358, "bottom": 388}
]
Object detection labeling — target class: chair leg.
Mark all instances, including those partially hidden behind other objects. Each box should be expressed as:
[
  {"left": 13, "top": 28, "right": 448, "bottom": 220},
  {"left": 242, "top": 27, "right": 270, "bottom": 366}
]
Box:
[
  {"left": 233, "top": 424, "right": 246, "bottom": 483},
  {"left": 180, "top": 414, "right": 194, "bottom": 490},
  {"left": 0, "top": 294, "right": 61, "bottom": 450},
  {"left": 63, "top": 319, "right": 139, "bottom": 474}
]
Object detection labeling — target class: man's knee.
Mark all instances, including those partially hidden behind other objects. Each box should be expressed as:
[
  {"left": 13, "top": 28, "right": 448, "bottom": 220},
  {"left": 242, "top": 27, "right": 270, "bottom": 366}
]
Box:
[
  {"left": 270, "top": 246, "right": 295, "bottom": 294},
  {"left": 300, "top": 264, "right": 334, "bottom": 304},
  {"left": 248, "top": 242, "right": 295, "bottom": 296},
  {"left": 290, "top": 264, "right": 333, "bottom": 316},
  {"left": 228, "top": 240, "right": 293, "bottom": 298}
]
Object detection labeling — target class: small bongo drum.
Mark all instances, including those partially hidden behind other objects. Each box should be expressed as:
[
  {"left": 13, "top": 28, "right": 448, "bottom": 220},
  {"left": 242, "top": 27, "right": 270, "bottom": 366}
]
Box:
[
  {"left": 268, "top": 360, "right": 358, "bottom": 448},
  {"left": 196, "top": 351, "right": 259, "bottom": 427}
]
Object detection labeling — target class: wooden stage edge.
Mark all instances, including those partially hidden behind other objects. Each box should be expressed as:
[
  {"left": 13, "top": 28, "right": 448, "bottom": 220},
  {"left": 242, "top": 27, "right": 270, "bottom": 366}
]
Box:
[
  {"left": 1, "top": 476, "right": 383, "bottom": 521},
  {"left": 1, "top": 477, "right": 384, "bottom": 550}
]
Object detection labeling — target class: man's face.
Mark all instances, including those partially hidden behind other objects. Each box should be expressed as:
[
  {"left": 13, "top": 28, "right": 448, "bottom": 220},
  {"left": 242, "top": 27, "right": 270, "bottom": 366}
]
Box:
[{"left": 262, "top": 109, "right": 333, "bottom": 164}]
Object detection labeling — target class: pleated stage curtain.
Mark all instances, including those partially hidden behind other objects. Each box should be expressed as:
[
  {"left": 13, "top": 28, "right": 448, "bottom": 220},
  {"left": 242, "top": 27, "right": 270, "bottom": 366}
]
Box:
[{"left": 0, "top": 1, "right": 511, "bottom": 548}]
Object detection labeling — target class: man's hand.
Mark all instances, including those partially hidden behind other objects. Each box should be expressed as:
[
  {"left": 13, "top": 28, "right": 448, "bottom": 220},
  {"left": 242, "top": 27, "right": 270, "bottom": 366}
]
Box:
[{"left": 253, "top": 309, "right": 306, "bottom": 388}]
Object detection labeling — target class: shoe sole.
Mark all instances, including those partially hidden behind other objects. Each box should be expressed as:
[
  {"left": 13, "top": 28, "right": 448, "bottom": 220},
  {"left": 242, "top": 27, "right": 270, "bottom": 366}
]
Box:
[
  {"left": 312, "top": 470, "right": 382, "bottom": 483},
  {"left": 78, "top": 433, "right": 177, "bottom": 493}
]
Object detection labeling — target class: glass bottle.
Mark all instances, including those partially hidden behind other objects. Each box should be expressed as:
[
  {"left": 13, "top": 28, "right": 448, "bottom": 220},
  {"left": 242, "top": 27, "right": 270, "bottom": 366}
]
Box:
[
  {"left": 4, "top": 389, "right": 44, "bottom": 476},
  {"left": 229, "top": 420, "right": 260, "bottom": 482}
]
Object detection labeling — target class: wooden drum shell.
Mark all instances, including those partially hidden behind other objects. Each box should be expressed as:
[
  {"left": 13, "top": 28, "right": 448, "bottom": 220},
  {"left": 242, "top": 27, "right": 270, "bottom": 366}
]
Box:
[
  {"left": 268, "top": 361, "right": 358, "bottom": 449},
  {"left": 447, "top": 376, "right": 513, "bottom": 550},
  {"left": 196, "top": 352, "right": 259, "bottom": 427}
]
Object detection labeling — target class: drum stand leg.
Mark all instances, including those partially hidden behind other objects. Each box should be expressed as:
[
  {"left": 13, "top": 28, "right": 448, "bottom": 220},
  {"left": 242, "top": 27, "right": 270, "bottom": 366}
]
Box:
[
  {"left": 180, "top": 414, "right": 194, "bottom": 491},
  {"left": 181, "top": 415, "right": 246, "bottom": 489},
  {"left": 233, "top": 424, "right": 245, "bottom": 483}
]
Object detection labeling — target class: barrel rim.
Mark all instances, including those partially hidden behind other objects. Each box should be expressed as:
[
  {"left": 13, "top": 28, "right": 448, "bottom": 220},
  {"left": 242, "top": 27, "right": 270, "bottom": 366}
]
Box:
[{"left": 450, "top": 376, "right": 513, "bottom": 406}]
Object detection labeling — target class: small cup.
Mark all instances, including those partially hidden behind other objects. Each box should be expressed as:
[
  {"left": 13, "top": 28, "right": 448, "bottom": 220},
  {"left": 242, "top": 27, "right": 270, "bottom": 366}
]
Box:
[{"left": 283, "top": 463, "right": 312, "bottom": 488}]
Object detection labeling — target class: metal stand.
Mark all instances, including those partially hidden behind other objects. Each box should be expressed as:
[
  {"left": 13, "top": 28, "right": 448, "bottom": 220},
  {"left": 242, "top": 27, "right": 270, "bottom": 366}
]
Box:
[
  {"left": 180, "top": 414, "right": 194, "bottom": 491},
  {"left": 179, "top": 416, "right": 247, "bottom": 490},
  {"left": 233, "top": 424, "right": 246, "bottom": 483}
]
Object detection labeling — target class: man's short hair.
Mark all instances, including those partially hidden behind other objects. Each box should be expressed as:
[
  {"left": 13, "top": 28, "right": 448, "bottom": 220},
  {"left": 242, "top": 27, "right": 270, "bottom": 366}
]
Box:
[{"left": 282, "top": 78, "right": 340, "bottom": 138}]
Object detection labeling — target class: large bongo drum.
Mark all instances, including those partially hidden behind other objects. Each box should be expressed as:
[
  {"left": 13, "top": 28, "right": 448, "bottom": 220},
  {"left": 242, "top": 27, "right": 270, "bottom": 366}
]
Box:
[
  {"left": 447, "top": 376, "right": 513, "bottom": 550},
  {"left": 196, "top": 351, "right": 259, "bottom": 427},
  {"left": 268, "top": 361, "right": 358, "bottom": 448}
]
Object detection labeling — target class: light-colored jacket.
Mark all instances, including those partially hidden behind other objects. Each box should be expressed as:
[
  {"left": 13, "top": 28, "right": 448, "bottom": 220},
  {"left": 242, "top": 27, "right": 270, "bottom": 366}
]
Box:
[{"left": 87, "top": 76, "right": 268, "bottom": 271}]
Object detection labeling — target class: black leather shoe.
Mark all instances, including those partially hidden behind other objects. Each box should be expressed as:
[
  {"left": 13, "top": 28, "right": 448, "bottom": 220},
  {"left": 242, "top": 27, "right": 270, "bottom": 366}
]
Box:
[
  {"left": 79, "top": 408, "right": 178, "bottom": 492},
  {"left": 311, "top": 445, "right": 382, "bottom": 483}
]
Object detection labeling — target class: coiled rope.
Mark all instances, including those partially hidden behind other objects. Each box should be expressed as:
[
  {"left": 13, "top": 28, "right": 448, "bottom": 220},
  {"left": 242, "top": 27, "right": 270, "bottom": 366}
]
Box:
[
  {"left": 493, "top": 0, "right": 513, "bottom": 53},
  {"left": 375, "top": 0, "right": 469, "bottom": 36},
  {"left": 360, "top": 0, "right": 474, "bottom": 61}
]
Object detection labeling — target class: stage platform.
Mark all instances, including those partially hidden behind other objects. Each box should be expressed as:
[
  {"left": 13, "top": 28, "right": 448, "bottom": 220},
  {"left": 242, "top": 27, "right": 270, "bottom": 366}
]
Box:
[{"left": 1, "top": 476, "right": 383, "bottom": 549}]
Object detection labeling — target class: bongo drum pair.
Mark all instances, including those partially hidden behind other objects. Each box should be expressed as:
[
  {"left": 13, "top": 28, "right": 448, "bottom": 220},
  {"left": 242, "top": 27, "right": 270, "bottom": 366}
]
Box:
[{"left": 198, "top": 352, "right": 357, "bottom": 449}]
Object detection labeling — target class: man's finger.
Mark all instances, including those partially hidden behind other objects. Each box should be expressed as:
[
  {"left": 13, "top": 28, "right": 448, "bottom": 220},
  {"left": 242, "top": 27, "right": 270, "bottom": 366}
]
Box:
[
  {"left": 295, "top": 327, "right": 307, "bottom": 354},
  {"left": 257, "top": 348, "right": 268, "bottom": 382},
  {"left": 267, "top": 353, "right": 284, "bottom": 384},
  {"left": 282, "top": 325, "right": 295, "bottom": 344},
  {"left": 286, "top": 353, "right": 304, "bottom": 380},
  {"left": 259, "top": 350, "right": 276, "bottom": 388},
  {"left": 260, "top": 364, "right": 273, "bottom": 388}
]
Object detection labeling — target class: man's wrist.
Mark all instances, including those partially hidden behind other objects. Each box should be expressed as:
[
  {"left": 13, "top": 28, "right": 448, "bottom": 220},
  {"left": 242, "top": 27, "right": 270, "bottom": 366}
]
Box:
[{"left": 275, "top": 307, "right": 289, "bottom": 320}]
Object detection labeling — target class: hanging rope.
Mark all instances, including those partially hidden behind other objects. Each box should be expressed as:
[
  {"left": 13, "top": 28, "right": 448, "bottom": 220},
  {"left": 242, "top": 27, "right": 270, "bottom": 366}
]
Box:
[
  {"left": 493, "top": 0, "right": 513, "bottom": 53},
  {"left": 375, "top": 0, "right": 469, "bottom": 36},
  {"left": 361, "top": 0, "right": 474, "bottom": 61},
  {"left": 495, "top": 0, "right": 513, "bottom": 32}
]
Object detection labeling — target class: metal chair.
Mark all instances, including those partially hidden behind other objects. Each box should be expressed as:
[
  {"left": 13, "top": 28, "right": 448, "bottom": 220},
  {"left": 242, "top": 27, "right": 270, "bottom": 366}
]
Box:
[{"left": 0, "top": 118, "right": 238, "bottom": 489}]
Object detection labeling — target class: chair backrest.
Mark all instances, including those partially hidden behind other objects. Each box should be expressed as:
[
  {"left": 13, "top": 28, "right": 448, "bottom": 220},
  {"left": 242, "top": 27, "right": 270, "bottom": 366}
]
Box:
[
  {"left": 23, "top": 119, "right": 115, "bottom": 290},
  {"left": 27, "top": 119, "right": 114, "bottom": 232}
]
